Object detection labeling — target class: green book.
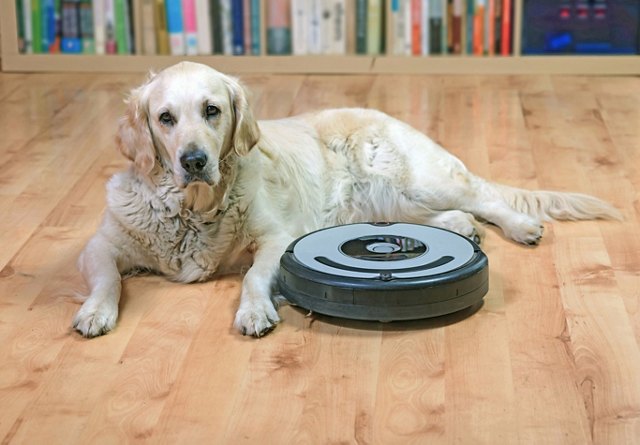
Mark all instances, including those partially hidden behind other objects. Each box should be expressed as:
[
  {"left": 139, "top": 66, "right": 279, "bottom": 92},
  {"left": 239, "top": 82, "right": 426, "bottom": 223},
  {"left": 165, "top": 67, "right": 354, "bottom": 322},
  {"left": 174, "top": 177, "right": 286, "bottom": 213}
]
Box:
[
  {"left": 355, "top": 0, "right": 367, "bottom": 54},
  {"left": 32, "top": 0, "right": 42, "bottom": 53},
  {"left": 114, "top": 0, "right": 127, "bottom": 54}
]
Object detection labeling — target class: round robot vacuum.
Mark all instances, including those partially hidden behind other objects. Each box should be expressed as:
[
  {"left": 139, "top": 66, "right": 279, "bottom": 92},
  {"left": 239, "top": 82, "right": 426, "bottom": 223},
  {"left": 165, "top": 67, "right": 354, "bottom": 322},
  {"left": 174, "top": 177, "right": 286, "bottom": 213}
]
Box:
[{"left": 278, "top": 222, "right": 489, "bottom": 322}]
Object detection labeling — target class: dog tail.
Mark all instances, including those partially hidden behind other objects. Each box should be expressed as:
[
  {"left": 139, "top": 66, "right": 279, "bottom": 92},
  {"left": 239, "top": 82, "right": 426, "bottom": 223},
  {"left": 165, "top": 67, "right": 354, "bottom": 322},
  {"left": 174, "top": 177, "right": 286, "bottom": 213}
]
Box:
[{"left": 491, "top": 183, "right": 623, "bottom": 222}]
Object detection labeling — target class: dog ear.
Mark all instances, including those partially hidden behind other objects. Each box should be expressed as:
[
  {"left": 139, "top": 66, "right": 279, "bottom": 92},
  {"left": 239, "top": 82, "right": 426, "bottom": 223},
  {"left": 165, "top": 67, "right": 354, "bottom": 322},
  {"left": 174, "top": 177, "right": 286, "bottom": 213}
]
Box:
[
  {"left": 116, "top": 74, "right": 156, "bottom": 174},
  {"left": 224, "top": 76, "right": 260, "bottom": 156}
]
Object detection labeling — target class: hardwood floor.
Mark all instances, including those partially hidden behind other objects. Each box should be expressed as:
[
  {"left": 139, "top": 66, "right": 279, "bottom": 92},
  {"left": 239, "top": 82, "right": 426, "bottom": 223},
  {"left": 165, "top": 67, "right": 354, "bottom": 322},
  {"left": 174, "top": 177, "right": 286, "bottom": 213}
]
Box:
[{"left": 0, "top": 70, "right": 639, "bottom": 444}]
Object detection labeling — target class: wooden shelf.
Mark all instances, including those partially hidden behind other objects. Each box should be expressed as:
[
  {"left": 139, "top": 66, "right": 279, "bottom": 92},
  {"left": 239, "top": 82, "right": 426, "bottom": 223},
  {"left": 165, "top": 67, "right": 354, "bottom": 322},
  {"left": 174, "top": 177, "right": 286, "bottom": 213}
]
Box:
[{"left": 2, "top": 0, "right": 639, "bottom": 75}]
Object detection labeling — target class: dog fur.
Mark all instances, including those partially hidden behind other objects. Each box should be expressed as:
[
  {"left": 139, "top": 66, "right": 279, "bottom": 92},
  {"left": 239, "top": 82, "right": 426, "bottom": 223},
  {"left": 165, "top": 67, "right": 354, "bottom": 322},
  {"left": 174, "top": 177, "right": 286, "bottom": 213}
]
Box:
[{"left": 73, "top": 62, "right": 621, "bottom": 338}]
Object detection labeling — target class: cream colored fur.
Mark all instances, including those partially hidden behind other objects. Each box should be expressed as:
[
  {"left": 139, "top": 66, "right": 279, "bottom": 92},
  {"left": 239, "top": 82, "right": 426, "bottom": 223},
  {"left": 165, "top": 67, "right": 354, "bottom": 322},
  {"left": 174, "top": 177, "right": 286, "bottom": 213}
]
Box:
[{"left": 73, "top": 62, "right": 621, "bottom": 338}]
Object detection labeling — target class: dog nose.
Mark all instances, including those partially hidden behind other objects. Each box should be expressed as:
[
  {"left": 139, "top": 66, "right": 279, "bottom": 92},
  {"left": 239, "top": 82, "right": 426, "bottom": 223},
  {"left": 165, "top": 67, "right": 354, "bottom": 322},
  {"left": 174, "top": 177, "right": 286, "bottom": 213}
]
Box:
[{"left": 180, "top": 150, "right": 208, "bottom": 174}]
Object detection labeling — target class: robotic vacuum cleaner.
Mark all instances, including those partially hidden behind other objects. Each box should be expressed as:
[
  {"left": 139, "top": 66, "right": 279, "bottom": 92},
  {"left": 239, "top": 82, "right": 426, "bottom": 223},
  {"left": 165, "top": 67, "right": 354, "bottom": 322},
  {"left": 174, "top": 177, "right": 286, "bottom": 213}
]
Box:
[{"left": 278, "top": 222, "right": 489, "bottom": 322}]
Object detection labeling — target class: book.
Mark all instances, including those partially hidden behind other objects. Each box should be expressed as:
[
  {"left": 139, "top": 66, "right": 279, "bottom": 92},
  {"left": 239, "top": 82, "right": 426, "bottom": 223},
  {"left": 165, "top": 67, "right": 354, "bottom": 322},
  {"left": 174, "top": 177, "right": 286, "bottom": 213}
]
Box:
[
  {"left": 114, "top": 0, "right": 127, "bottom": 54},
  {"left": 355, "top": 0, "right": 367, "bottom": 54},
  {"left": 79, "top": 0, "right": 94, "bottom": 53},
  {"left": 486, "top": 0, "right": 494, "bottom": 55},
  {"left": 243, "top": 0, "right": 252, "bottom": 54},
  {"left": 493, "top": 0, "right": 501, "bottom": 54},
  {"left": 451, "top": 0, "right": 462, "bottom": 54},
  {"left": 331, "top": 0, "right": 346, "bottom": 54},
  {"left": 231, "top": 0, "right": 244, "bottom": 55},
  {"left": 154, "top": 0, "right": 169, "bottom": 54},
  {"left": 31, "top": 0, "right": 42, "bottom": 53},
  {"left": 366, "top": 0, "right": 382, "bottom": 55},
  {"left": 93, "top": 0, "right": 105, "bottom": 54},
  {"left": 308, "top": 0, "right": 322, "bottom": 54},
  {"left": 465, "top": 0, "right": 473, "bottom": 54},
  {"left": 47, "top": 0, "right": 61, "bottom": 52},
  {"left": 42, "top": 0, "right": 52, "bottom": 52},
  {"left": 429, "top": 0, "right": 443, "bottom": 54},
  {"left": 182, "top": 0, "right": 198, "bottom": 55},
  {"left": 210, "top": 0, "right": 222, "bottom": 53},
  {"left": 266, "top": 0, "right": 291, "bottom": 54},
  {"left": 473, "top": 0, "right": 484, "bottom": 55},
  {"left": 140, "top": 0, "right": 156, "bottom": 54},
  {"left": 421, "top": 0, "right": 430, "bottom": 56},
  {"left": 104, "top": 0, "right": 116, "bottom": 53},
  {"left": 321, "top": 0, "right": 332, "bottom": 53},
  {"left": 21, "top": 0, "right": 33, "bottom": 53},
  {"left": 250, "top": 0, "right": 260, "bottom": 54},
  {"left": 411, "top": 0, "right": 421, "bottom": 55},
  {"left": 500, "top": 0, "right": 511, "bottom": 55},
  {"left": 446, "top": 0, "right": 453, "bottom": 53},
  {"left": 219, "top": 0, "right": 233, "bottom": 54},
  {"left": 345, "top": 0, "right": 356, "bottom": 53},
  {"left": 61, "top": 0, "right": 81, "bottom": 53},
  {"left": 166, "top": 0, "right": 185, "bottom": 55},
  {"left": 16, "top": 0, "right": 25, "bottom": 53},
  {"left": 291, "top": 0, "right": 307, "bottom": 54},
  {"left": 195, "top": 0, "right": 212, "bottom": 54}
]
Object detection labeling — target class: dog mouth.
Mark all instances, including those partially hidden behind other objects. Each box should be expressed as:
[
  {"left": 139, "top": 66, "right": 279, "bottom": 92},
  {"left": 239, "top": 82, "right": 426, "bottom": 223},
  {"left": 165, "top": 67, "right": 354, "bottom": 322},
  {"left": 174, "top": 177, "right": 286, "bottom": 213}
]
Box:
[{"left": 179, "top": 172, "right": 215, "bottom": 187}]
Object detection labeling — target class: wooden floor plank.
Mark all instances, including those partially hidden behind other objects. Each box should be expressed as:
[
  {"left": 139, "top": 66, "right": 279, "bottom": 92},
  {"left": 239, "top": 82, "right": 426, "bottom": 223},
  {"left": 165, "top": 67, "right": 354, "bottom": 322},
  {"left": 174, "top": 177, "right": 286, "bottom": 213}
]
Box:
[{"left": 1, "top": 71, "right": 639, "bottom": 444}]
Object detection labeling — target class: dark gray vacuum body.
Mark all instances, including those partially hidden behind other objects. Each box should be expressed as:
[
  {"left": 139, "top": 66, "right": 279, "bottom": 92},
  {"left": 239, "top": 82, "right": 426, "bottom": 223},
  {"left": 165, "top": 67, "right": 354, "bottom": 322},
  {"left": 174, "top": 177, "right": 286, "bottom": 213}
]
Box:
[{"left": 278, "top": 222, "right": 489, "bottom": 322}]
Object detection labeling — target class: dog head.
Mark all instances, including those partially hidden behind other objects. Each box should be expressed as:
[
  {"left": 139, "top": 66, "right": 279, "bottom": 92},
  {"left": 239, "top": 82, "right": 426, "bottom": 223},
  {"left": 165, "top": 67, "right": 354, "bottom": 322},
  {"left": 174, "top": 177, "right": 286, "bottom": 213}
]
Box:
[{"left": 116, "top": 61, "right": 260, "bottom": 188}]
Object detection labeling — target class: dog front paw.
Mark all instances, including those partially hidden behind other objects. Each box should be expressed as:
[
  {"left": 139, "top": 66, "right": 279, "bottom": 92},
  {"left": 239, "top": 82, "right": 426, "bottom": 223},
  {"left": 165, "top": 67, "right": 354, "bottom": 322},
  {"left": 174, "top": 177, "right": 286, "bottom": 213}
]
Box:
[
  {"left": 234, "top": 300, "right": 280, "bottom": 337},
  {"left": 73, "top": 302, "right": 118, "bottom": 338}
]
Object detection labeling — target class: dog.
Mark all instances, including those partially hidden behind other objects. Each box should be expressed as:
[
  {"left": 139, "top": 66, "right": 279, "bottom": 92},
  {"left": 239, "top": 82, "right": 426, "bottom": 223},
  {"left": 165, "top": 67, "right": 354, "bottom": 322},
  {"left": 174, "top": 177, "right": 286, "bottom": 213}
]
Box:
[{"left": 72, "top": 61, "right": 621, "bottom": 338}]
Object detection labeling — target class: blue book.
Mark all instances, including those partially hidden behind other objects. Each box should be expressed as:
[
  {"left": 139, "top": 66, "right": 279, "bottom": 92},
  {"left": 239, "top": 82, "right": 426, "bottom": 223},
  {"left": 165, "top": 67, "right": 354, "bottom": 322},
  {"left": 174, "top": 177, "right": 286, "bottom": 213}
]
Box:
[
  {"left": 165, "top": 0, "right": 185, "bottom": 55},
  {"left": 250, "top": 0, "right": 260, "bottom": 55},
  {"left": 231, "top": 0, "right": 244, "bottom": 55},
  {"left": 466, "top": 0, "right": 474, "bottom": 54}
]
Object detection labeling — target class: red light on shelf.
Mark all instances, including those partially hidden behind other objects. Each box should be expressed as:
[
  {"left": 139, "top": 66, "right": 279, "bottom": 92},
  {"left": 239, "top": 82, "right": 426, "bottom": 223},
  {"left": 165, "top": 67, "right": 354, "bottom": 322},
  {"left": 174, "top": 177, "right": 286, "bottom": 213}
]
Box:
[
  {"left": 576, "top": 4, "right": 589, "bottom": 19},
  {"left": 559, "top": 6, "right": 571, "bottom": 19}
]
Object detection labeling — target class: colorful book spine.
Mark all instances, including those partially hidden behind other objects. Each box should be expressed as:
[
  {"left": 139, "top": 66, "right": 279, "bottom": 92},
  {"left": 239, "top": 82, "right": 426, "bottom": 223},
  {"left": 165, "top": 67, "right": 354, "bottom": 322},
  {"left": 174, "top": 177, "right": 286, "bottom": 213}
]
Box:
[
  {"left": 411, "top": 0, "right": 421, "bottom": 55},
  {"left": 219, "top": 0, "right": 233, "bottom": 54},
  {"left": 195, "top": 0, "right": 212, "bottom": 54},
  {"left": 60, "top": 0, "right": 81, "bottom": 53},
  {"left": 452, "top": 0, "right": 462, "bottom": 54},
  {"left": 446, "top": 0, "right": 453, "bottom": 53},
  {"left": 141, "top": 0, "right": 157, "bottom": 54},
  {"left": 231, "top": 0, "right": 244, "bottom": 55},
  {"left": 266, "top": 0, "right": 291, "bottom": 54},
  {"left": 501, "top": 0, "right": 511, "bottom": 55},
  {"left": 93, "top": 0, "right": 105, "bottom": 54},
  {"left": 182, "top": 0, "right": 198, "bottom": 55},
  {"left": 166, "top": 0, "right": 185, "bottom": 55},
  {"left": 320, "top": 0, "right": 332, "bottom": 54},
  {"left": 307, "top": 0, "right": 322, "bottom": 54},
  {"left": 41, "top": 0, "right": 52, "bottom": 52},
  {"left": 16, "top": 0, "right": 25, "bottom": 53},
  {"left": 421, "top": 0, "right": 430, "bottom": 56},
  {"left": 243, "top": 0, "right": 252, "bottom": 54},
  {"left": 104, "top": 0, "right": 116, "bottom": 53},
  {"left": 331, "top": 0, "right": 346, "bottom": 54},
  {"left": 355, "top": 0, "right": 367, "bottom": 54},
  {"left": 493, "top": 0, "right": 502, "bottom": 54},
  {"left": 473, "top": 0, "right": 484, "bottom": 55},
  {"left": 486, "top": 0, "right": 494, "bottom": 55},
  {"left": 48, "top": 0, "right": 61, "bottom": 52},
  {"left": 154, "top": 0, "right": 169, "bottom": 54},
  {"left": 366, "top": 0, "right": 382, "bottom": 55},
  {"left": 429, "top": 0, "right": 443, "bottom": 54},
  {"left": 21, "top": 0, "right": 33, "bottom": 53},
  {"left": 79, "top": 0, "right": 94, "bottom": 53},
  {"left": 465, "top": 0, "right": 473, "bottom": 54},
  {"left": 31, "top": 0, "right": 42, "bottom": 52},
  {"left": 291, "top": 0, "right": 307, "bottom": 54},
  {"left": 250, "top": 0, "right": 260, "bottom": 54},
  {"left": 114, "top": 0, "right": 127, "bottom": 54},
  {"left": 210, "top": 0, "right": 223, "bottom": 53}
]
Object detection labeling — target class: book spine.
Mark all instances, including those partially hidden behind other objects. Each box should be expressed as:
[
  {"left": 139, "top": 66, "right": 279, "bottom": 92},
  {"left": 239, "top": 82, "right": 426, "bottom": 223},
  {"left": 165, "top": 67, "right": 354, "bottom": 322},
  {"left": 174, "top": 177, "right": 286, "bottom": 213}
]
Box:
[
  {"left": 366, "top": 0, "right": 381, "bottom": 55},
  {"left": 182, "top": 0, "right": 198, "bottom": 55},
  {"left": 79, "top": 0, "right": 94, "bottom": 53},
  {"left": 421, "top": 0, "right": 430, "bottom": 56},
  {"left": 411, "top": 0, "right": 421, "bottom": 55},
  {"left": 31, "top": 0, "right": 42, "bottom": 52},
  {"left": 21, "top": 0, "right": 33, "bottom": 53},
  {"left": 104, "top": 0, "right": 116, "bottom": 53},
  {"left": 61, "top": 0, "right": 81, "bottom": 53},
  {"left": 92, "top": 0, "right": 105, "bottom": 54},
  {"left": 154, "top": 0, "right": 169, "bottom": 54},
  {"left": 50, "top": 0, "right": 62, "bottom": 52},
  {"left": 17, "top": 0, "right": 26, "bottom": 53},
  {"left": 308, "top": 0, "right": 322, "bottom": 54},
  {"left": 250, "top": 0, "right": 260, "bottom": 54},
  {"left": 320, "top": 0, "right": 332, "bottom": 53},
  {"left": 231, "top": 0, "right": 244, "bottom": 55},
  {"left": 140, "top": 0, "right": 156, "bottom": 54},
  {"left": 114, "top": 0, "right": 127, "bottom": 54},
  {"left": 242, "top": 0, "right": 251, "bottom": 54},
  {"left": 493, "top": 0, "right": 501, "bottom": 54},
  {"left": 451, "top": 0, "right": 462, "bottom": 54},
  {"left": 355, "top": 0, "right": 367, "bottom": 54},
  {"left": 41, "top": 0, "right": 52, "bottom": 52},
  {"left": 331, "top": 0, "right": 346, "bottom": 54},
  {"left": 465, "top": 0, "right": 473, "bottom": 54},
  {"left": 166, "top": 0, "right": 185, "bottom": 55},
  {"left": 195, "top": 0, "right": 212, "bottom": 54},
  {"left": 473, "top": 0, "right": 483, "bottom": 55},
  {"left": 486, "top": 0, "right": 494, "bottom": 55},
  {"left": 500, "top": 0, "right": 510, "bottom": 55},
  {"left": 220, "top": 0, "right": 233, "bottom": 55},
  {"left": 429, "top": 0, "right": 442, "bottom": 54},
  {"left": 291, "top": 0, "right": 307, "bottom": 55},
  {"left": 266, "top": 0, "right": 291, "bottom": 54},
  {"left": 446, "top": 0, "right": 453, "bottom": 53},
  {"left": 210, "top": 0, "right": 222, "bottom": 53}
]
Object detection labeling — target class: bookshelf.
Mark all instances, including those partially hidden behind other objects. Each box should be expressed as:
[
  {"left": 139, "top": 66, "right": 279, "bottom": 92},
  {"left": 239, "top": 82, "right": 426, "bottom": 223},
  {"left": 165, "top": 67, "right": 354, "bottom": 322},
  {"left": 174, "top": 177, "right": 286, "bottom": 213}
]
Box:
[{"left": 2, "top": 0, "right": 640, "bottom": 75}]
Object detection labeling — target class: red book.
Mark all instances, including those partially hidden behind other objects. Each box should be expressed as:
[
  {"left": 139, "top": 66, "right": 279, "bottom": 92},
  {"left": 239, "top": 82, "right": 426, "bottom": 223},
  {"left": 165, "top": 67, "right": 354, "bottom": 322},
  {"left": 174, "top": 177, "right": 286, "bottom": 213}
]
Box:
[
  {"left": 501, "top": 0, "right": 512, "bottom": 55},
  {"left": 411, "top": 0, "right": 422, "bottom": 55},
  {"left": 473, "top": 3, "right": 484, "bottom": 55},
  {"left": 487, "top": 0, "right": 495, "bottom": 55}
]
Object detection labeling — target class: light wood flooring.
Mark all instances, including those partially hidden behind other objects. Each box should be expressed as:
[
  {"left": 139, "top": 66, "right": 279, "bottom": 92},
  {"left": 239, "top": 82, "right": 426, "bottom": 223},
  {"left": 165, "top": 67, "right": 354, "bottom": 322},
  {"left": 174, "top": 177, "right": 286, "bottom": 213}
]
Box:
[{"left": 0, "top": 71, "right": 639, "bottom": 444}]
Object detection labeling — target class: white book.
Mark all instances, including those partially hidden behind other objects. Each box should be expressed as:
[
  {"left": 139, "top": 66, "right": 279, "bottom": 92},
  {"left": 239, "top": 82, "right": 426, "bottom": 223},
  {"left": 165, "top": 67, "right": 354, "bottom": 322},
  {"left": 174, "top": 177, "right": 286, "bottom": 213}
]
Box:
[
  {"left": 141, "top": 0, "right": 156, "bottom": 54},
  {"left": 307, "top": 0, "right": 322, "bottom": 54},
  {"left": 291, "top": 0, "right": 308, "bottom": 55},
  {"left": 195, "top": 0, "right": 212, "bottom": 54},
  {"left": 93, "top": 0, "right": 105, "bottom": 55},
  {"left": 422, "top": 0, "right": 430, "bottom": 55},
  {"left": 219, "top": 0, "right": 233, "bottom": 55},
  {"left": 330, "top": 0, "right": 346, "bottom": 54},
  {"left": 320, "top": 0, "right": 332, "bottom": 53},
  {"left": 21, "top": 0, "right": 32, "bottom": 53},
  {"left": 403, "top": 0, "right": 412, "bottom": 55}
]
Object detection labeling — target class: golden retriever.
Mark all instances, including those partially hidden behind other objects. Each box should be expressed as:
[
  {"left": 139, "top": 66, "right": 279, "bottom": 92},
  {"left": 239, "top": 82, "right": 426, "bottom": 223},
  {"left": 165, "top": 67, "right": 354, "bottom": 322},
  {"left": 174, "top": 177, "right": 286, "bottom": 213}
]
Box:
[{"left": 73, "top": 61, "right": 621, "bottom": 337}]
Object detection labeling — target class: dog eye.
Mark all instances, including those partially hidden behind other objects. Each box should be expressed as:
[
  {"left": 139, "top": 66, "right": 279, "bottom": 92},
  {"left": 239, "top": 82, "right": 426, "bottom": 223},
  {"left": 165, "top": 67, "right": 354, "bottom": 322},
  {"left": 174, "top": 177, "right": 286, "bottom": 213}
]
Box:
[
  {"left": 205, "top": 105, "right": 220, "bottom": 119},
  {"left": 159, "top": 112, "right": 174, "bottom": 126}
]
